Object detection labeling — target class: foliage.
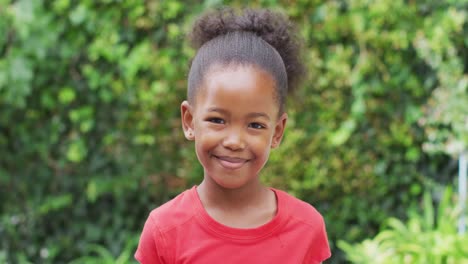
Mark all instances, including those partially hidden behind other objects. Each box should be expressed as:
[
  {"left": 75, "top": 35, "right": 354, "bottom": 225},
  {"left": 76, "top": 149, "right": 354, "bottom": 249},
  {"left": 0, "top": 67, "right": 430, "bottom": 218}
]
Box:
[
  {"left": 263, "top": 1, "right": 466, "bottom": 258},
  {"left": 338, "top": 187, "right": 468, "bottom": 263},
  {"left": 69, "top": 236, "right": 139, "bottom": 264},
  {"left": 0, "top": 0, "right": 465, "bottom": 263},
  {"left": 415, "top": 3, "right": 468, "bottom": 156}
]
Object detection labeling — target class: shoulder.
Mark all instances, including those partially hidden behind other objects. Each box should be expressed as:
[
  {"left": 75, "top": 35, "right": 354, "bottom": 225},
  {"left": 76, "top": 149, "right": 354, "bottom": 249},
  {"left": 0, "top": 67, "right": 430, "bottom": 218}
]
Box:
[
  {"left": 274, "top": 189, "right": 331, "bottom": 262},
  {"left": 147, "top": 187, "right": 198, "bottom": 232},
  {"left": 276, "top": 189, "right": 328, "bottom": 238},
  {"left": 135, "top": 187, "right": 199, "bottom": 263},
  {"left": 274, "top": 188, "right": 325, "bottom": 225}
]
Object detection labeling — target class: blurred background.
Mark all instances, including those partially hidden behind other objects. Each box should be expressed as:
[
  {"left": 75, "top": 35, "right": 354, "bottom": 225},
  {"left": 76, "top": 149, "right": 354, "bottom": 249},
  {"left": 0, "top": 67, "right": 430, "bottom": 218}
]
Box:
[{"left": 0, "top": 0, "right": 467, "bottom": 263}]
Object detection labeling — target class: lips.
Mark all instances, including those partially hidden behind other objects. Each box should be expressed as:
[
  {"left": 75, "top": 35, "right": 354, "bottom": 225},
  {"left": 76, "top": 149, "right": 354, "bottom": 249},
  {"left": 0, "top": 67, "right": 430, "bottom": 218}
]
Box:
[{"left": 213, "top": 155, "right": 248, "bottom": 170}]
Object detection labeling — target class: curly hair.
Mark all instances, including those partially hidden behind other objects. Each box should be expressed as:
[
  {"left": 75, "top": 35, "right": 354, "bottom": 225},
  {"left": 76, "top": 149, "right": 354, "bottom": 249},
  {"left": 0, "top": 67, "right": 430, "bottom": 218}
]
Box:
[{"left": 187, "top": 7, "right": 305, "bottom": 113}]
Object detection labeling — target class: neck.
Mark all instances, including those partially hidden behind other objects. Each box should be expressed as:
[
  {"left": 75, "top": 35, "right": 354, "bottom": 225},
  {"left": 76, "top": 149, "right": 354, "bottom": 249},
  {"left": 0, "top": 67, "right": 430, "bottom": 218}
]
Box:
[
  {"left": 197, "top": 177, "right": 277, "bottom": 228},
  {"left": 197, "top": 177, "right": 270, "bottom": 211}
]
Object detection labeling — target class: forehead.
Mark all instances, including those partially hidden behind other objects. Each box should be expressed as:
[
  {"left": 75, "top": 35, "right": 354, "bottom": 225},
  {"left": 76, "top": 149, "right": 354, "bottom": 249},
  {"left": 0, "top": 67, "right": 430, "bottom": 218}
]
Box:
[{"left": 195, "top": 64, "right": 279, "bottom": 114}]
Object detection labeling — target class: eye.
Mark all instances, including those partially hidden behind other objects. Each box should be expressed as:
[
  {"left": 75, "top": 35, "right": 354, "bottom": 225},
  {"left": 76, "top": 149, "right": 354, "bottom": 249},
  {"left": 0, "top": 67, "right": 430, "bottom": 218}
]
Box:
[
  {"left": 207, "top": 117, "right": 225, "bottom": 124},
  {"left": 249, "top": 122, "right": 265, "bottom": 129}
]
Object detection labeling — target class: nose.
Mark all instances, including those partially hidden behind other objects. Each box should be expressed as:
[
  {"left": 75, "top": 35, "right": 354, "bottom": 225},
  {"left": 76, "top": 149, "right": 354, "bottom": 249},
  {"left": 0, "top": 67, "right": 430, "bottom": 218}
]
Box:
[{"left": 222, "top": 128, "right": 246, "bottom": 151}]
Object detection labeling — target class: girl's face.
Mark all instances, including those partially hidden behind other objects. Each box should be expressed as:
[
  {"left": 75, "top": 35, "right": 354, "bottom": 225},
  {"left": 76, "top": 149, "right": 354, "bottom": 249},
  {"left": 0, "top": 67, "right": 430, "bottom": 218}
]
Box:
[{"left": 181, "top": 65, "right": 287, "bottom": 190}]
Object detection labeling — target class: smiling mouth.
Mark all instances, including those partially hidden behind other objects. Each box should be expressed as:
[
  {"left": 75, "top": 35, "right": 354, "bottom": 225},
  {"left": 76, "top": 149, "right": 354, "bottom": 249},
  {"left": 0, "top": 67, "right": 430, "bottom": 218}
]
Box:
[{"left": 214, "top": 155, "right": 248, "bottom": 170}]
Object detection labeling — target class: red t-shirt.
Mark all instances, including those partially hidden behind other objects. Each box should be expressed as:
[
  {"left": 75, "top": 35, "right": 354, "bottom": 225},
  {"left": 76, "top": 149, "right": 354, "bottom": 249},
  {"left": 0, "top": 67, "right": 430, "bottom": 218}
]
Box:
[{"left": 135, "top": 186, "right": 330, "bottom": 263}]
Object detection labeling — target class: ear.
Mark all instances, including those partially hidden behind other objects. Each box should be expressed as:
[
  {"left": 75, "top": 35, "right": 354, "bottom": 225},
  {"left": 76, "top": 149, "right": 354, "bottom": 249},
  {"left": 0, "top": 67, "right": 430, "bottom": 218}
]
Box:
[
  {"left": 271, "top": 113, "right": 288, "bottom": 148},
  {"left": 181, "top": 100, "right": 195, "bottom": 140}
]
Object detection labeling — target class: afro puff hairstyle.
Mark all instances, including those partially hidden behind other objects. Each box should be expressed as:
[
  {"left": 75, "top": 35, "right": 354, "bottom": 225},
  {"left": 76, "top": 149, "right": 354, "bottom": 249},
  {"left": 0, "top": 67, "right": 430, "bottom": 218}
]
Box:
[{"left": 187, "top": 7, "right": 305, "bottom": 113}]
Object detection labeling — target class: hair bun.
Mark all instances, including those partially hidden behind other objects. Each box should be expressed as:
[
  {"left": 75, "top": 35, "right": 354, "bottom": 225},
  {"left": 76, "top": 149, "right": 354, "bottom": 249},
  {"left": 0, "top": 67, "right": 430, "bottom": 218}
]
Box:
[{"left": 189, "top": 7, "right": 305, "bottom": 92}]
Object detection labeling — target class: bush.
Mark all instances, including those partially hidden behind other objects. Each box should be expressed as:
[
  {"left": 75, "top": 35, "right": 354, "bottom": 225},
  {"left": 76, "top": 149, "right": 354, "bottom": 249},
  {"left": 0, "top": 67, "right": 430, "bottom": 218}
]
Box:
[
  {"left": 69, "top": 236, "right": 139, "bottom": 264},
  {"left": 0, "top": 0, "right": 465, "bottom": 263},
  {"left": 338, "top": 187, "right": 468, "bottom": 263}
]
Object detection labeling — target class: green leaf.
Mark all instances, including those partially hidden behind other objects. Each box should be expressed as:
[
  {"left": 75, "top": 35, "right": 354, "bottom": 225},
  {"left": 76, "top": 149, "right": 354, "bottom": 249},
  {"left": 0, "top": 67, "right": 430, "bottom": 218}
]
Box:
[
  {"left": 58, "top": 87, "right": 76, "bottom": 104},
  {"left": 328, "top": 119, "right": 356, "bottom": 146},
  {"left": 38, "top": 194, "right": 73, "bottom": 215},
  {"left": 66, "top": 138, "right": 87, "bottom": 163},
  {"left": 69, "top": 4, "right": 87, "bottom": 25}
]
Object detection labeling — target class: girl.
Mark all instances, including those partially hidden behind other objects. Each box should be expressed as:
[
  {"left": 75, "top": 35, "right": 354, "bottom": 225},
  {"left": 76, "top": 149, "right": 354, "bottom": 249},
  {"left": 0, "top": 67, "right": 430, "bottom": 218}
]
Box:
[{"left": 135, "top": 8, "right": 330, "bottom": 264}]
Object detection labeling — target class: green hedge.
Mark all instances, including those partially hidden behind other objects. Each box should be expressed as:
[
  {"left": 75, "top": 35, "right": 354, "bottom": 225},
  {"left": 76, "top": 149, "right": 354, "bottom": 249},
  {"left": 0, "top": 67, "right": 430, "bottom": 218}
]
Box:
[{"left": 1, "top": 0, "right": 466, "bottom": 263}]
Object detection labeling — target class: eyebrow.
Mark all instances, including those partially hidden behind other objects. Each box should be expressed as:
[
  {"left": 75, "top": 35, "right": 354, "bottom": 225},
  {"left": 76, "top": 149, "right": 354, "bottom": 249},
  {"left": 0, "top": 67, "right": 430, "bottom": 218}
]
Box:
[
  {"left": 207, "top": 107, "right": 229, "bottom": 115},
  {"left": 207, "top": 107, "right": 270, "bottom": 121},
  {"left": 246, "top": 112, "right": 270, "bottom": 121}
]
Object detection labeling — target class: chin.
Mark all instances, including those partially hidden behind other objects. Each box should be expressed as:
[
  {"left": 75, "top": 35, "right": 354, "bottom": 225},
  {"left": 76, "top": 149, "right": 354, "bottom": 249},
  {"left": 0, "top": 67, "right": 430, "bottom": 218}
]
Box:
[{"left": 211, "top": 175, "right": 258, "bottom": 190}]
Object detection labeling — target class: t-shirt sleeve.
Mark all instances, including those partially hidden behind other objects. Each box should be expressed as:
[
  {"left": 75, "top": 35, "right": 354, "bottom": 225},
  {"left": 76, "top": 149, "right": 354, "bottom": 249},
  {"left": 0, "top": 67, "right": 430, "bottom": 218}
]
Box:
[
  {"left": 303, "top": 215, "right": 331, "bottom": 263},
  {"left": 135, "top": 214, "right": 165, "bottom": 264}
]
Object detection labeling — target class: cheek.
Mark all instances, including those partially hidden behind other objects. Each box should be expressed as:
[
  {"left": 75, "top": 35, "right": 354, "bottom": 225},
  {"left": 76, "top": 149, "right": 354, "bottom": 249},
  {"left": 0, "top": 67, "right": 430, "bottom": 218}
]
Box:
[
  {"left": 250, "top": 134, "right": 272, "bottom": 157},
  {"left": 195, "top": 130, "right": 219, "bottom": 152},
  {"left": 194, "top": 139, "right": 211, "bottom": 167}
]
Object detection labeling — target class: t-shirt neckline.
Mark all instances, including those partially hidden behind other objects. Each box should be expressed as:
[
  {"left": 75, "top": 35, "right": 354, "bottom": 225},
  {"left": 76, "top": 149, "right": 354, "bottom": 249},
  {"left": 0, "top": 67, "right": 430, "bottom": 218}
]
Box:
[{"left": 189, "top": 185, "right": 289, "bottom": 241}]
